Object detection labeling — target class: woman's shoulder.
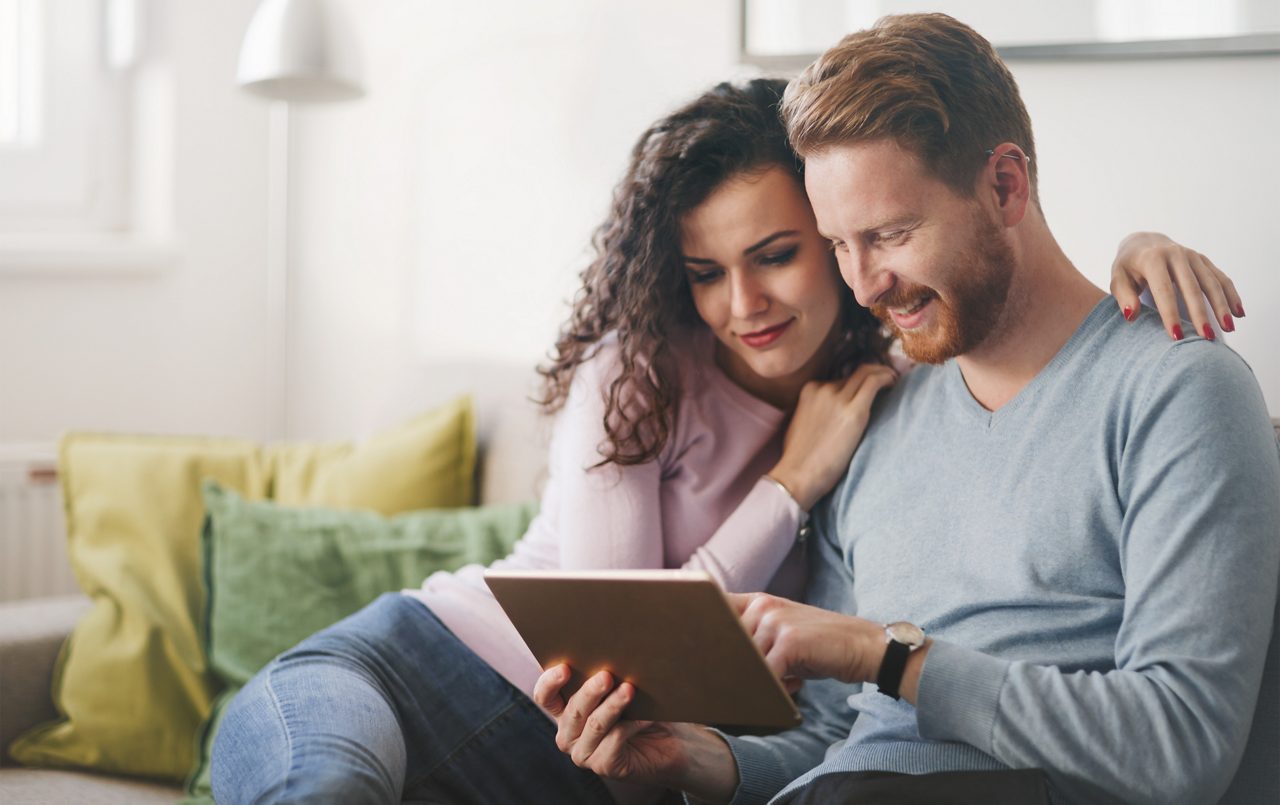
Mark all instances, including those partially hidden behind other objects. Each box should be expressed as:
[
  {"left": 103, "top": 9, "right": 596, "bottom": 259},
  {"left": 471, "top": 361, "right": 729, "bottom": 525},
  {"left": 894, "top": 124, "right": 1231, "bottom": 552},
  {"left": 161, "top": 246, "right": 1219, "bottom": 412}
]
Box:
[{"left": 571, "top": 328, "right": 710, "bottom": 391}]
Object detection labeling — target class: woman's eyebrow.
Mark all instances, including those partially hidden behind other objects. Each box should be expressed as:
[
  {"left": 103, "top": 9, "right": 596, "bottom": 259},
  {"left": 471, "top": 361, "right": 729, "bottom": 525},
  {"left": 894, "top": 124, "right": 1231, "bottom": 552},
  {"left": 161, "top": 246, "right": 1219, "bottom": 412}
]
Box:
[
  {"left": 743, "top": 230, "right": 799, "bottom": 255},
  {"left": 683, "top": 229, "right": 801, "bottom": 264}
]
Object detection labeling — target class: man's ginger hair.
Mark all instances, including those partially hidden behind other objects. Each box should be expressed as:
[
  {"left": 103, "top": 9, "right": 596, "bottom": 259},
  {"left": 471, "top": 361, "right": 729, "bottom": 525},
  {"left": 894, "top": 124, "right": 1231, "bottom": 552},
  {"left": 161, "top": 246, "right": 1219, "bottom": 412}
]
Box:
[{"left": 781, "top": 13, "right": 1039, "bottom": 203}]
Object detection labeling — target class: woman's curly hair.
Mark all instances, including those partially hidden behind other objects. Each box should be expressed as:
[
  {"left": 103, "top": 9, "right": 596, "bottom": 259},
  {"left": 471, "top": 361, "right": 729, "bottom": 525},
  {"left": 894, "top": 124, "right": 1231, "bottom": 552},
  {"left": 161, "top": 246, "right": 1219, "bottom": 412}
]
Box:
[{"left": 539, "top": 78, "right": 890, "bottom": 466}]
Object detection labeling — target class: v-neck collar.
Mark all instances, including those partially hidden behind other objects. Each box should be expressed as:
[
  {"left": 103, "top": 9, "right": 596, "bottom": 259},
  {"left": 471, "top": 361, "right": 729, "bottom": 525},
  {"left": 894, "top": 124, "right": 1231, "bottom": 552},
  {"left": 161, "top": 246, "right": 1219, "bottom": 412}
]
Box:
[{"left": 947, "top": 297, "right": 1116, "bottom": 429}]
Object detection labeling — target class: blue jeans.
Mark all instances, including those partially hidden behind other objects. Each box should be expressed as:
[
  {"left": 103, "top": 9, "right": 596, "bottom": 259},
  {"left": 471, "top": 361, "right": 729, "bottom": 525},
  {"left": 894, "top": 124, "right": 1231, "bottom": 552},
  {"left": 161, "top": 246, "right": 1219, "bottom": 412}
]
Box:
[{"left": 211, "top": 592, "right": 616, "bottom": 804}]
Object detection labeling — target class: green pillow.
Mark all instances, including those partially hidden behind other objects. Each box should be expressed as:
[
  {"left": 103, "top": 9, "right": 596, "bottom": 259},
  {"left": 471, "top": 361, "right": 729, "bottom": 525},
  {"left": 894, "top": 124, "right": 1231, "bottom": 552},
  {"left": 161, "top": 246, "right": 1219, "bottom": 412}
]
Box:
[{"left": 182, "top": 483, "right": 537, "bottom": 804}]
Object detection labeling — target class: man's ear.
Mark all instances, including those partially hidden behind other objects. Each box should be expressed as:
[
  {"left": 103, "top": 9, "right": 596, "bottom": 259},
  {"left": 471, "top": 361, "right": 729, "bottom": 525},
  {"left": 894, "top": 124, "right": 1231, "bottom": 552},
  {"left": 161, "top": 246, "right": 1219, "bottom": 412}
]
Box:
[{"left": 984, "top": 144, "right": 1031, "bottom": 227}]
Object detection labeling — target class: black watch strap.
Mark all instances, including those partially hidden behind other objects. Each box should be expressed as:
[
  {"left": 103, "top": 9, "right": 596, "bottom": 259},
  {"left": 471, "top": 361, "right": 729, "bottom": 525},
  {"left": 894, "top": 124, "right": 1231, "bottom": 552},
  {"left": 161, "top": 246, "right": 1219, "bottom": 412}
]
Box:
[{"left": 876, "top": 638, "right": 911, "bottom": 700}]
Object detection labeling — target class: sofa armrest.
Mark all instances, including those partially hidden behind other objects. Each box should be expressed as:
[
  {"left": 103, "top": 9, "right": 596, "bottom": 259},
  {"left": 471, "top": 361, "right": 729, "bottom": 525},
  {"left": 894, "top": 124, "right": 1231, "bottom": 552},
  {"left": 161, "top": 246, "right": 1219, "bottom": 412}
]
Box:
[{"left": 0, "top": 594, "right": 90, "bottom": 765}]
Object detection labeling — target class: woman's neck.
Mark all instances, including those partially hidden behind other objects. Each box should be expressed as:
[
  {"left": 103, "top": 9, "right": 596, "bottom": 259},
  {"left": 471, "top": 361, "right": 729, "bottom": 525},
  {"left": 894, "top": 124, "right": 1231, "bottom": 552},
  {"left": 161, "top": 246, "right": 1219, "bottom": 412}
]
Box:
[{"left": 712, "top": 329, "right": 836, "bottom": 412}]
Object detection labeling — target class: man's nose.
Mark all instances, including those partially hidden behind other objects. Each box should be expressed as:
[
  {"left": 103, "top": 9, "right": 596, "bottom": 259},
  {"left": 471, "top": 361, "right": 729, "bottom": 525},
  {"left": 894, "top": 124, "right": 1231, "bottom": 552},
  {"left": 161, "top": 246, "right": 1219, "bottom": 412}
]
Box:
[{"left": 842, "top": 247, "right": 894, "bottom": 308}]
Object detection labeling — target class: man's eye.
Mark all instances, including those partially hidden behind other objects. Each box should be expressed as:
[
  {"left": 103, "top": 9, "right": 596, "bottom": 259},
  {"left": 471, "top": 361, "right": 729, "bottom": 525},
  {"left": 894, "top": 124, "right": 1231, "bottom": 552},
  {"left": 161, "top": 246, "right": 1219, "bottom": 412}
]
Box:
[
  {"left": 828, "top": 239, "right": 847, "bottom": 253},
  {"left": 875, "top": 230, "right": 908, "bottom": 245},
  {"left": 687, "top": 269, "right": 722, "bottom": 285},
  {"left": 759, "top": 246, "right": 799, "bottom": 266}
]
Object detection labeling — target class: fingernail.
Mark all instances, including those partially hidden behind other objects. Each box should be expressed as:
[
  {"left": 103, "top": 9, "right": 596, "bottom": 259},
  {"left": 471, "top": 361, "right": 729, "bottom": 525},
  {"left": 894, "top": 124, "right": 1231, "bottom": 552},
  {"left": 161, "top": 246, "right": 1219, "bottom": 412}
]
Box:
[
  {"left": 1123, "top": 305, "right": 1135, "bottom": 322},
  {"left": 1222, "top": 315, "right": 1235, "bottom": 333},
  {"left": 1202, "top": 323, "right": 1215, "bottom": 341},
  {"left": 1235, "top": 304, "right": 1245, "bottom": 317},
  {"left": 1171, "top": 324, "right": 1184, "bottom": 341}
]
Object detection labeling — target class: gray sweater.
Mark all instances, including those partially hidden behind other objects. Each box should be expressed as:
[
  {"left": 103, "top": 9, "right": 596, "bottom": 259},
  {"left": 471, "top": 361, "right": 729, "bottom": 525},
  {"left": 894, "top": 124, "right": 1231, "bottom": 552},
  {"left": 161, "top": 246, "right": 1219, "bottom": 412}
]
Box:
[{"left": 723, "top": 300, "right": 1280, "bottom": 804}]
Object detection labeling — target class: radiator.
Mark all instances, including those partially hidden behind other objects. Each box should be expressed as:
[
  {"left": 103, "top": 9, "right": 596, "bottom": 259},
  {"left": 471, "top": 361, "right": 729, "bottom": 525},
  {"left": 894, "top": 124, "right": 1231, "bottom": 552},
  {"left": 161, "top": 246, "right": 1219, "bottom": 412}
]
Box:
[{"left": 0, "top": 444, "right": 78, "bottom": 603}]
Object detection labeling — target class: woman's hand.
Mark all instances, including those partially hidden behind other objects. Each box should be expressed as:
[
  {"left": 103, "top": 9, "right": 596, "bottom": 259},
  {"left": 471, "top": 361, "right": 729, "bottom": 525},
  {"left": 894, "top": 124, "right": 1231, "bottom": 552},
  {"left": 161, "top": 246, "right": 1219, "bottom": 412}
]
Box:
[
  {"left": 533, "top": 664, "right": 739, "bottom": 801},
  {"left": 1110, "top": 232, "right": 1244, "bottom": 341},
  {"left": 768, "top": 363, "right": 897, "bottom": 511}
]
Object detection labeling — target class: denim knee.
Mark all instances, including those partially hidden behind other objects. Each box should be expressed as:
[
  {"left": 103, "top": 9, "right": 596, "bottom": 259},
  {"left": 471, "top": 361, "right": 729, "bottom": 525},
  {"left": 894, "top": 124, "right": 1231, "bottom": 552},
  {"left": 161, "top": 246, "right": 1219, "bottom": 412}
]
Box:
[
  {"left": 211, "top": 668, "right": 292, "bottom": 804},
  {"left": 211, "top": 652, "right": 405, "bottom": 805}
]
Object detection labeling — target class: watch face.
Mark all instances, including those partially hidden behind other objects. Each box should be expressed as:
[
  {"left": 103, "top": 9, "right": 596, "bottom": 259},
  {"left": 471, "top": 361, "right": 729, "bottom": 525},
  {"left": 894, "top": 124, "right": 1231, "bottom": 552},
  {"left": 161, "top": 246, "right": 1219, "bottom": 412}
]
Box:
[{"left": 885, "top": 621, "right": 925, "bottom": 648}]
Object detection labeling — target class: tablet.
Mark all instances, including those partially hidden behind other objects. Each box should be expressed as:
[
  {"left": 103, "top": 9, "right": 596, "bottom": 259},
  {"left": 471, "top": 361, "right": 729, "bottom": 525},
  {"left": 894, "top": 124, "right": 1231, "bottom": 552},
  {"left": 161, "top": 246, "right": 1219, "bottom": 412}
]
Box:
[{"left": 484, "top": 569, "right": 802, "bottom": 731}]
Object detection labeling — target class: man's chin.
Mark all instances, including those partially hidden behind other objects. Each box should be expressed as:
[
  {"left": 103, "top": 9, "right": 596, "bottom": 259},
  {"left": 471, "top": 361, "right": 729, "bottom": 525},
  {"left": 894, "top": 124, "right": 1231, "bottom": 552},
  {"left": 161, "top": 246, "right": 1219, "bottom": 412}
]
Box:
[{"left": 897, "top": 326, "right": 967, "bottom": 365}]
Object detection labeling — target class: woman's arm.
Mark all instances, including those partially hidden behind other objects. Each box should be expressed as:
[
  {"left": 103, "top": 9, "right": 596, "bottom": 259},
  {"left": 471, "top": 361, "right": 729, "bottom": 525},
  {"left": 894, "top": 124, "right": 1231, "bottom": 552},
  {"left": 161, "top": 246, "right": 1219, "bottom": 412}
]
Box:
[
  {"left": 552, "top": 342, "right": 893, "bottom": 595},
  {"left": 551, "top": 341, "right": 799, "bottom": 592},
  {"left": 1110, "top": 232, "right": 1244, "bottom": 341}
]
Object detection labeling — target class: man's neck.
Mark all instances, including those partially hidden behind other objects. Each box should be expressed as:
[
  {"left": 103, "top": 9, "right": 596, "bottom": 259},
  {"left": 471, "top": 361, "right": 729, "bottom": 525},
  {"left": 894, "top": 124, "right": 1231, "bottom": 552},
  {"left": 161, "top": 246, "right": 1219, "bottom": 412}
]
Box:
[{"left": 955, "top": 228, "right": 1105, "bottom": 411}]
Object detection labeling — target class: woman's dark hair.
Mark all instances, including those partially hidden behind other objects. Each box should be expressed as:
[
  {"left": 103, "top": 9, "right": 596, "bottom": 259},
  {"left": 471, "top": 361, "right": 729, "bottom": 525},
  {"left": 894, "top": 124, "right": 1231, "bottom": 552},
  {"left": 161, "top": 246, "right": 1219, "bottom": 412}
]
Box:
[{"left": 539, "top": 78, "right": 890, "bottom": 466}]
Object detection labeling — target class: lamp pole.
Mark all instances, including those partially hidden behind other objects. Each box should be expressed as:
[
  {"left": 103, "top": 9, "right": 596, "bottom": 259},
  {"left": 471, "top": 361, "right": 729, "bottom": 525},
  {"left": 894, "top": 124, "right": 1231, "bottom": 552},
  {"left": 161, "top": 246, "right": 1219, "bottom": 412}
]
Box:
[{"left": 236, "top": 0, "right": 364, "bottom": 440}]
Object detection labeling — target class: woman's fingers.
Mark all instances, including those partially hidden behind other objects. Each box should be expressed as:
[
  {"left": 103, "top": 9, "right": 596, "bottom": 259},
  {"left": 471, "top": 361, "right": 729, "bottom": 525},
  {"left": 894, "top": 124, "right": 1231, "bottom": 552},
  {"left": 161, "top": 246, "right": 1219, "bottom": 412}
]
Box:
[
  {"left": 1196, "top": 252, "right": 1242, "bottom": 331},
  {"left": 1169, "top": 249, "right": 1214, "bottom": 341},
  {"left": 1186, "top": 251, "right": 1234, "bottom": 336},
  {"left": 1109, "top": 266, "right": 1143, "bottom": 323},
  {"left": 838, "top": 363, "right": 894, "bottom": 399},
  {"left": 1140, "top": 254, "right": 1186, "bottom": 340},
  {"left": 1205, "top": 254, "right": 1244, "bottom": 320},
  {"left": 847, "top": 366, "right": 896, "bottom": 408}
]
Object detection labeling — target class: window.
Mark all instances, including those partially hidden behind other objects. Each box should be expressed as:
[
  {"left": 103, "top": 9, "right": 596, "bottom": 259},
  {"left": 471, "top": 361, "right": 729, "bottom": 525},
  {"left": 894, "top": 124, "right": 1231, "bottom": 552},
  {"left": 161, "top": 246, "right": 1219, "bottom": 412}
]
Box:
[{"left": 0, "top": 0, "right": 176, "bottom": 272}]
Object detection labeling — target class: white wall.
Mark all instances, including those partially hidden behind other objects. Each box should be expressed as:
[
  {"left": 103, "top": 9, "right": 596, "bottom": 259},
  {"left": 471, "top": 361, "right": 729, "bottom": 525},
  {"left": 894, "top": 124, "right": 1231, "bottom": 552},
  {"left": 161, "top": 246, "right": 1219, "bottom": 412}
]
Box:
[
  {"left": 0, "top": 0, "right": 275, "bottom": 443},
  {"left": 289, "top": 3, "right": 1278, "bottom": 441},
  {"left": 1, "top": 3, "right": 1275, "bottom": 451},
  {"left": 286, "top": 0, "right": 747, "bottom": 438},
  {"left": 1014, "top": 55, "right": 1280, "bottom": 411}
]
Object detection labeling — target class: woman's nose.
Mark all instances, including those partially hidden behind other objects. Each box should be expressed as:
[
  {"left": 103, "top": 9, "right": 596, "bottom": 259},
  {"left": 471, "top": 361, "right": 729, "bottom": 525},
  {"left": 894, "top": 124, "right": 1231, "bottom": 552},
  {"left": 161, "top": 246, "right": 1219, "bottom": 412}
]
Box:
[{"left": 729, "top": 271, "right": 768, "bottom": 319}]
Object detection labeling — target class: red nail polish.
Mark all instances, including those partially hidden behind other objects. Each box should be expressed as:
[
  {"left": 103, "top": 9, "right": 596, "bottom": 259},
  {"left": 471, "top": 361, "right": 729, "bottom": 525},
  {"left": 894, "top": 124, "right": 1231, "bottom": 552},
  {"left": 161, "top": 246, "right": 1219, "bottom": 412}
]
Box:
[
  {"left": 1222, "top": 315, "right": 1235, "bottom": 333},
  {"left": 1202, "top": 323, "right": 1215, "bottom": 341},
  {"left": 1122, "top": 305, "right": 1134, "bottom": 322},
  {"left": 1171, "top": 324, "right": 1183, "bottom": 341},
  {"left": 1235, "top": 304, "right": 1245, "bottom": 317}
]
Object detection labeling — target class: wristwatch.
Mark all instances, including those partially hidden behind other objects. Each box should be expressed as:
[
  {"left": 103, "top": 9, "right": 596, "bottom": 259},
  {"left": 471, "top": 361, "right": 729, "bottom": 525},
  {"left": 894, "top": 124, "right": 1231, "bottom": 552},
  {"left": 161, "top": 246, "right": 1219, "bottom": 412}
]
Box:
[{"left": 876, "top": 621, "right": 926, "bottom": 700}]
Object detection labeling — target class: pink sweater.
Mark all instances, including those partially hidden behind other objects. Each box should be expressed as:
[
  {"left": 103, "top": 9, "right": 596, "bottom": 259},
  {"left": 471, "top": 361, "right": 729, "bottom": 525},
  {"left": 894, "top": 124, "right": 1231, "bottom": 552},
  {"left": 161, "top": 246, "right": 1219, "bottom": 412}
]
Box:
[{"left": 403, "top": 328, "right": 807, "bottom": 696}]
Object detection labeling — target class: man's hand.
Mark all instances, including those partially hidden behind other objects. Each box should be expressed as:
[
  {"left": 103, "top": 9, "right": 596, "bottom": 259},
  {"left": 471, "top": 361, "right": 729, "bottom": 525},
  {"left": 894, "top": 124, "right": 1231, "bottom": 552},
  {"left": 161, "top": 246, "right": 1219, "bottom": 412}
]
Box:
[
  {"left": 728, "top": 592, "right": 902, "bottom": 691},
  {"left": 533, "top": 664, "right": 740, "bottom": 802}
]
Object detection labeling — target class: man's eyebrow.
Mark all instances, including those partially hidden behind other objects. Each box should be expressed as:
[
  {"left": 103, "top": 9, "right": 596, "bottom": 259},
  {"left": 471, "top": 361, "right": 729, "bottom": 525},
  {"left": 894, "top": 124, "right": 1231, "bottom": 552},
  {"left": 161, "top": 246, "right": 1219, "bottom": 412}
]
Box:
[
  {"left": 820, "top": 217, "right": 921, "bottom": 241},
  {"left": 862, "top": 216, "right": 921, "bottom": 235},
  {"left": 683, "top": 230, "right": 800, "bottom": 264}
]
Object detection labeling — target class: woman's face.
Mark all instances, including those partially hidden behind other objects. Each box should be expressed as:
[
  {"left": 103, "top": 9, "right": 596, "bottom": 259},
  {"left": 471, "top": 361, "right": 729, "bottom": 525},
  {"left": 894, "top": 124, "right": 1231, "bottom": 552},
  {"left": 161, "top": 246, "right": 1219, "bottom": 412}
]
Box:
[{"left": 680, "top": 165, "right": 844, "bottom": 405}]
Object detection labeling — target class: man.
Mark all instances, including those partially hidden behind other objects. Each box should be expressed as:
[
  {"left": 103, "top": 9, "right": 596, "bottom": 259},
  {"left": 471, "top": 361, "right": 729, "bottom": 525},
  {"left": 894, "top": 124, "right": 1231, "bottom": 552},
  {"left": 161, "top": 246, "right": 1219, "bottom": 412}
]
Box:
[{"left": 535, "top": 13, "right": 1280, "bottom": 804}]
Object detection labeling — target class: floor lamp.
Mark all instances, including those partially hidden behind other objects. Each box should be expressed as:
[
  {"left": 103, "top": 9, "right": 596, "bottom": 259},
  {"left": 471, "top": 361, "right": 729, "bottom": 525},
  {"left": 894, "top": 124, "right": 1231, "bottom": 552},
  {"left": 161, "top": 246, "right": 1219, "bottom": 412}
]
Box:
[{"left": 236, "top": 0, "right": 364, "bottom": 439}]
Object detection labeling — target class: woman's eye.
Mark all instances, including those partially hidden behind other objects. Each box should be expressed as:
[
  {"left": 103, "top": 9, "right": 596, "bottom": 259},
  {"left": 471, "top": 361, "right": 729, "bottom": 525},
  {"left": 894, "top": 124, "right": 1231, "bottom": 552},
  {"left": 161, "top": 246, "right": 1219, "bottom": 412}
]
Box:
[
  {"left": 687, "top": 269, "right": 722, "bottom": 285},
  {"left": 758, "top": 246, "right": 799, "bottom": 266}
]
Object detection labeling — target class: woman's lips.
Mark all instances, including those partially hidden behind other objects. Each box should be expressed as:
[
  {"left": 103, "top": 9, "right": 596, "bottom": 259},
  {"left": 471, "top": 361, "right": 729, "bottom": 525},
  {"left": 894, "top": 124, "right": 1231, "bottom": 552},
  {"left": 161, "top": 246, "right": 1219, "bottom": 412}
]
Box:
[{"left": 739, "top": 318, "right": 794, "bottom": 349}]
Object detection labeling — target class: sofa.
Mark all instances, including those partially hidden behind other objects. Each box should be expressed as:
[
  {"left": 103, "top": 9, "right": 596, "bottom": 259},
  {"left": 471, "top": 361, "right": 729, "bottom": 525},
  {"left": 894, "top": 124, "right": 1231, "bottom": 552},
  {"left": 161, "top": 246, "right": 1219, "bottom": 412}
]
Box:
[
  {"left": 0, "top": 364, "right": 551, "bottom": 803},
  {"left": 0, "top": 359, "right": 1276, "bottom": 803}
]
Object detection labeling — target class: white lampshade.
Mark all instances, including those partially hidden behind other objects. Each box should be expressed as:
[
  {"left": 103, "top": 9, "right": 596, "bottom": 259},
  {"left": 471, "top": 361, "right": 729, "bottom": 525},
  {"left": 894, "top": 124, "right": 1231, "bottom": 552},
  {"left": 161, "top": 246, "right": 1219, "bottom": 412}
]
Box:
[{"left": 237, "top": 0, "right": 364, "bottom": 102}]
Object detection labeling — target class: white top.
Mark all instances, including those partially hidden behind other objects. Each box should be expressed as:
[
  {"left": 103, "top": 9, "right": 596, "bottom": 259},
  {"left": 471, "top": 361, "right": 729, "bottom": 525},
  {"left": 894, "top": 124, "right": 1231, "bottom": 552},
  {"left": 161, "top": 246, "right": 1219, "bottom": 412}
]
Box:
[{"left": 404, "top": 328, "right": 807, "bottom": 696}]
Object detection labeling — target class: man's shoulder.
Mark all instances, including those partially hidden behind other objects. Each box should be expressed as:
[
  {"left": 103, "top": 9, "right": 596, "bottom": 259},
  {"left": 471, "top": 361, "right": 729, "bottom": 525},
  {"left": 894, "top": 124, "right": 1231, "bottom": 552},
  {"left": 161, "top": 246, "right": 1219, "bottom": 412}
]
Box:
[{"left": 1097, "top": 310, "right": 1261, "bottom": 412}]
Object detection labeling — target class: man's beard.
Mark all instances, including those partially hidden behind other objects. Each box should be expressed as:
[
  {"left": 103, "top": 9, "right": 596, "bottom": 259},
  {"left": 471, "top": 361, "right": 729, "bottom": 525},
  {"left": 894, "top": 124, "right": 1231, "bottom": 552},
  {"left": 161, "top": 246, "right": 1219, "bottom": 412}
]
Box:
[{"left": 870, "top": 213, "right": 1015, "bottom": 364}]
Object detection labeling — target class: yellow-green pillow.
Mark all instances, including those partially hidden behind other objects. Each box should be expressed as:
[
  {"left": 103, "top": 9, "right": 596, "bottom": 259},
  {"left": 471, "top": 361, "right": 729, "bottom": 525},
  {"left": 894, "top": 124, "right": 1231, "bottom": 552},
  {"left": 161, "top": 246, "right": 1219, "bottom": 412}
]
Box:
[{"left": 9, "top": 396, "right": 474, "bottom": 781}]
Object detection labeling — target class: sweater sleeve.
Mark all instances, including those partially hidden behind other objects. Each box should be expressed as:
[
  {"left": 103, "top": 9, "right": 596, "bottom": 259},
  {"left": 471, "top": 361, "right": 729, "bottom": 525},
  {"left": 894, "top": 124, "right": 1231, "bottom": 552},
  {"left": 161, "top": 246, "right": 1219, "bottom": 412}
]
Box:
[
  {"left": 716, "top": 498, "right": 860, "bottom": 804},
  {"left": 552, "top": 342, "right": 805, "bottom": 592},
  {"left": 916, "top": 342, "right": 1280, "bottom": 805}
]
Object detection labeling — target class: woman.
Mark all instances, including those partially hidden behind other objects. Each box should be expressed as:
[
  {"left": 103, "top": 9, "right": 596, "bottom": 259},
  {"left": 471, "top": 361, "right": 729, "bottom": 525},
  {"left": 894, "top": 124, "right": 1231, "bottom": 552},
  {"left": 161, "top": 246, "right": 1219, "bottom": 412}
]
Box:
[{"left": 211, "top": 79, "right": 1242, "bottom": 804}]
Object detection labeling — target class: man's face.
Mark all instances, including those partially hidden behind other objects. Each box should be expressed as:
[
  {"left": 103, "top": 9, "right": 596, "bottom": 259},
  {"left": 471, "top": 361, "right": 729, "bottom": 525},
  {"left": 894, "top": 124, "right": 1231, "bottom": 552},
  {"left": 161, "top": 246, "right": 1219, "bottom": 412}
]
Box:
[{"left": 804, "top": 140, "right": 1015, "bottom": 364}]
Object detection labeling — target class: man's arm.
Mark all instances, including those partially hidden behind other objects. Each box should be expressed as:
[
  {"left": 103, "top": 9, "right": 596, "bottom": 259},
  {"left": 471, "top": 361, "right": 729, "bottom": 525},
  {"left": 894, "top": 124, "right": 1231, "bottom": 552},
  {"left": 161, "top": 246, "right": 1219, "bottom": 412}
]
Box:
[
  {"left": 914, "top": 343, "right": 1280, "bottom": 804},
  {"left": 533, "top": 515, "right": 862, "bottom": 805}
]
